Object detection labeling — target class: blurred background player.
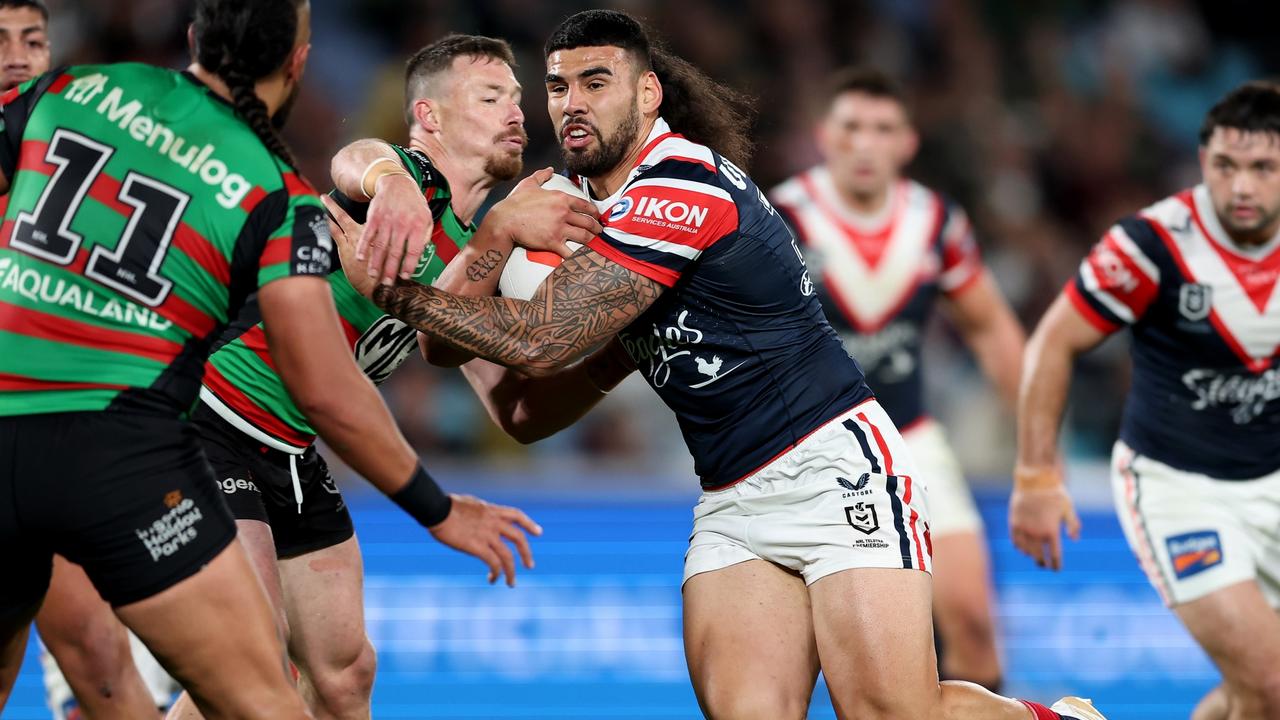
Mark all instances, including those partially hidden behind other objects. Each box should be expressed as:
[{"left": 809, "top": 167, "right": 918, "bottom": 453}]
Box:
[
  {"left": 1013, "top": 81, "right": 1280, "bottom": 719},
  {"left": 0, "top": 0, "right": 47, "bottom": 93},
  {"left": 329, "top": 9, "right": 1102, "bottom": 720},
  {"left": 770, "top": 66, "right": 1024, "bottom": 692}
]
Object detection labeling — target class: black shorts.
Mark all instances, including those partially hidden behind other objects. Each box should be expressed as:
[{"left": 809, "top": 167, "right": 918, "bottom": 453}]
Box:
[
  {"left": 191, "top": 403, "right": 353, "bottom": 559},
  {"left": 0, "top": 411, "right": 237, "bottom": 615}
]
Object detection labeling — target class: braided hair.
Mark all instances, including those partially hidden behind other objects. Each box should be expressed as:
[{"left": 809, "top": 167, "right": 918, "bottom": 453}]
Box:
[{"left": 192, "top": 0, "right": 303, "bottom": 167}]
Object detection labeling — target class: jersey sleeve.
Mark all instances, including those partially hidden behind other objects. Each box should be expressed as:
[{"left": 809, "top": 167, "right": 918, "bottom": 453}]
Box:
[
  {"left": 0, "top": 69, "right": 67, "bottom": 181},
  {"left": 255, "top": 181, "right": 334, "bottom": 287},
  {"left": 937, "top": 203, "right": 984, "bottom": 296},
  {"left": 587, "top": 160, "right": 740, "bottom": 287},
  {"left": 1064, "top": 217, "right": 1161, "bottom": 333}
]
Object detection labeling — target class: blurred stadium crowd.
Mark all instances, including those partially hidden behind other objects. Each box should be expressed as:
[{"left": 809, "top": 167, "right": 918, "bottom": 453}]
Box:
[{"left": 40, "top": 0, "right": 1275, "bottom": 483}]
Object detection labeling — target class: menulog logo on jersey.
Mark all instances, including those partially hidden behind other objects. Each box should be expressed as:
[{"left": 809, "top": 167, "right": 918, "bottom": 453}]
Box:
[{"left": 64, "top": 73, "right": 253, "bottom": 209}]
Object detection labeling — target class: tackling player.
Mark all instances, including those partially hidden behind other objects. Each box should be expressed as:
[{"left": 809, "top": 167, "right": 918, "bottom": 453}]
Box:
[
  {"left": 770, "top": 67, "right": 1022, "bottom": 692},
  {"left": 1014, "top": 81, "right": 1280, "bottom": 719},
  {"left": 328, "top": 9, "right": 1103, "bottom": 720}
]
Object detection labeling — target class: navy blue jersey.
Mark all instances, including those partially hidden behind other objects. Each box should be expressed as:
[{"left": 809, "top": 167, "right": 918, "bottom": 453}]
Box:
[
  {"left": 1068, "top": 185, "right": 1280, "bottom": 479},
  {"left": 770, "top": 171, "right": 984, "bottom": 428},
  {"left": 582, "top": 119, "right": 873, "bottom": 488}
]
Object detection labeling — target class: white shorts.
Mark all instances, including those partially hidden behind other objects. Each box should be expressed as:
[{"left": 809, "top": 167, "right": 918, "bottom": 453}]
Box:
[
  {"left": 684, "top": 400, "right": 933, "bottom": 587},
  {"left": 902, "top": 418, "right": 982, "bottom": 537},
  {"left": 1111, "top": 440, "right": 1280, "bottom": 608}
]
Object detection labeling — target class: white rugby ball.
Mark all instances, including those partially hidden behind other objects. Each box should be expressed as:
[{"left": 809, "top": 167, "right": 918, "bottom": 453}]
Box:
[{"left": 497, "top": 174, "right": 589, "bottom": 299}]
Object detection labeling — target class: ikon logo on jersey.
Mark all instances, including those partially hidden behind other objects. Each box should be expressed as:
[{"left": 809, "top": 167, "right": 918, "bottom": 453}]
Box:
[
  {"left": 611, "top": 191, "right": 711, "bottom": 233},
  {"left": 1166, "top": 530, "right": 1223, "bottom": 579}
]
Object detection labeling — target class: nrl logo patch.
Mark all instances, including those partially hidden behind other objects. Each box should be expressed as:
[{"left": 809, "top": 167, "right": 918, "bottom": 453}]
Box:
[
  {"left": 845, "top": 502, "right": 879, "bottom": 535},
  {"left": 1178, "top": 283, "right": 1212, "bottom": 322}
]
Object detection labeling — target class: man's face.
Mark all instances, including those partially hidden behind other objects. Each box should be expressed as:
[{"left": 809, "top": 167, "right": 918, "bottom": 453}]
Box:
[
  {"left": 438, "top": 55, "right": 526, "bottom": 182},
  {"left": 1201, "top": 127, "right": 1280, "bottom": 243},
  {"left": 817, "top": 92, "right": 915, "bottom": 200},
  {"left": 0, "top": 6, "right": 49, "bottom": 92},
  {"left": 545, "top": 45, "right": 643, "bottom": 179}
]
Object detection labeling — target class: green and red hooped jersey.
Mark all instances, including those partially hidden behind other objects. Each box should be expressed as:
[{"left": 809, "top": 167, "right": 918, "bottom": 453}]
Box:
[
  {"left": 0, "top": 64, "right": 332, "bottom": 417},
  {"left": 201, "top": 144, "right": 474, "bottom": 451}
]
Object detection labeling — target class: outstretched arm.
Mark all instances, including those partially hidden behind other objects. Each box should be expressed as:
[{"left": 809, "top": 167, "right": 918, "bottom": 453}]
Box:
[
  {"left": 328, "top": 192, "right": 662, "bottom": 376},
  {"left": 261, "top": 275, "right": 541, "bottom": 586},
  {"left": 1009, "top": 293, "right": 1109, "bottom": 570}
]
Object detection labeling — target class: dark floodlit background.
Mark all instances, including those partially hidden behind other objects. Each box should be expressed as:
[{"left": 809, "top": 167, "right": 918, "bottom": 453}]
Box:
[{"left": 8, "top": 1, "right": 1276, "bottom": 717}]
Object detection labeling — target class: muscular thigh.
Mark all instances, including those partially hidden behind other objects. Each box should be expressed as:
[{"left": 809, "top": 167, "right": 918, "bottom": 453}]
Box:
[
  {"left": 683, "top": 559, "right": 818, "bottom": 719},
  {"left": 1176, "top": 579, "right": 1280, "bottom": 689},
  {"left": 277, "top": 535, "right": 367, "bottom": 667},
  {"left": 809, "top": 567, "right": 936, "bottom": 719}
]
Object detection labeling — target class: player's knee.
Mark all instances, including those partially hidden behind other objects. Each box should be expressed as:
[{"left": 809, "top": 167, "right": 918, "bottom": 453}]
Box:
[{"left": 310, "top": 638, "right": 377, "bottom": 712}]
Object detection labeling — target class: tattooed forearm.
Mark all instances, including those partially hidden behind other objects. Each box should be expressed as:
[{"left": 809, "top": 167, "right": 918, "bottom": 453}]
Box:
[
  {"left": 465, "top": 249, "right": 505, "bottom": 282},
  {"left": 372, "top": 248, "right": 662, "bottom": 375}
]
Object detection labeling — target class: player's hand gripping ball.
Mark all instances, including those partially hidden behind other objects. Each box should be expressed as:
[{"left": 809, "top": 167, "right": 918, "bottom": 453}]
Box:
[{"left": 497, "top": 173, "right": 587, "bottom": 299}]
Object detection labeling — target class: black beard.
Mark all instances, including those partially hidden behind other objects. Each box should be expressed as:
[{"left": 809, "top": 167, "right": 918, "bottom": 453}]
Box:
[
  {"left": 561, "top": 105, "right": 641, "bottom": 179},
  {"left": 272, "top": 84, "right": 300, "bottom": 130}
]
